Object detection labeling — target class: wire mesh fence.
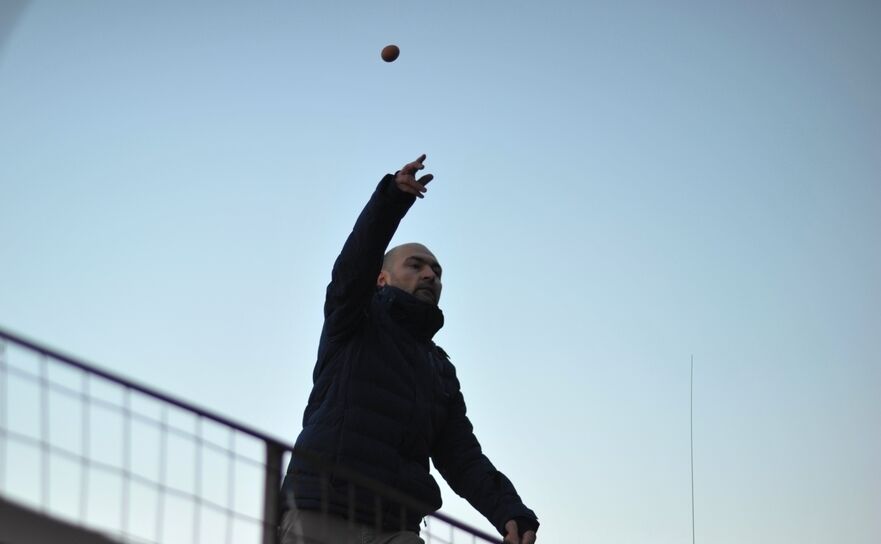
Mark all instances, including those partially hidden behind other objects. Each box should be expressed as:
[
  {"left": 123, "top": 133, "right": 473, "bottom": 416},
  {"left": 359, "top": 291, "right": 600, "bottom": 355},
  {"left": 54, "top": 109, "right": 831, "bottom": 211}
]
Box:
[{"left": 0, "top": 327, "right": 500, "bottom": 544}]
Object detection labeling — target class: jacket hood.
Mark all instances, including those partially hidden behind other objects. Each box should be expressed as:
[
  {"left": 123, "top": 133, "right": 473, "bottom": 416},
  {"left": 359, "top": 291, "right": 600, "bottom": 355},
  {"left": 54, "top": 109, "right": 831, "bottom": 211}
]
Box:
[{"left": 377, "top": 286, "right": 444, "bottom": 341}]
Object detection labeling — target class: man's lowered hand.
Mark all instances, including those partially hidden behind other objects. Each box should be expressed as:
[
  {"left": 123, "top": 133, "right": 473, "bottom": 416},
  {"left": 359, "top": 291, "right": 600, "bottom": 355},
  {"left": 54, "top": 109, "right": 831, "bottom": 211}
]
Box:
[{"left": 503, "top": 519, "right": 537, "bottom": 544}]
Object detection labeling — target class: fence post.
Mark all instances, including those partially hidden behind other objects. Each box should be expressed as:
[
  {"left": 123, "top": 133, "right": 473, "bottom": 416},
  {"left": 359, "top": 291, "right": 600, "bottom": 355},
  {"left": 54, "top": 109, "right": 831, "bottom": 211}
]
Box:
[{"left": 262, "top": 441, "right": 284, "bottom": 544}]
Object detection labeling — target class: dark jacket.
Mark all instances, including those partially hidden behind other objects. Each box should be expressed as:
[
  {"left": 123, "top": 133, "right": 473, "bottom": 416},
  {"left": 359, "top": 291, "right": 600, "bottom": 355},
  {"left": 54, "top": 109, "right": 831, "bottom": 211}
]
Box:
[{"left": 280, "top": 175, "right": 537, "bottom": 535}]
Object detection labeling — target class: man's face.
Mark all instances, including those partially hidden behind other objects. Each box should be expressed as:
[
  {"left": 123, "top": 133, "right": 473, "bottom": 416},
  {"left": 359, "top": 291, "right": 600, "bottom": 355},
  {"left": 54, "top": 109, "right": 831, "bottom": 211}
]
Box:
[{"left": 377, "top": 244, "right": 443, "bottom": 305}]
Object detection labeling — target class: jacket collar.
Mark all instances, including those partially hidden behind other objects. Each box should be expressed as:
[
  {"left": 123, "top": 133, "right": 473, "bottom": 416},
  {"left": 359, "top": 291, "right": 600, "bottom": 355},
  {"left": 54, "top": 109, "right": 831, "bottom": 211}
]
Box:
[{"left": 376, "top": 286, "right": 444, "bottom": 341}]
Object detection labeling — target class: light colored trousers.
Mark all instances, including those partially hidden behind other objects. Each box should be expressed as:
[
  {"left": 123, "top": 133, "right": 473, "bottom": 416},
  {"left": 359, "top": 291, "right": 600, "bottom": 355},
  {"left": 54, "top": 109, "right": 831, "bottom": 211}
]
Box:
[{"left": 279, "top": 509, "right": 425, "bottom": 544}]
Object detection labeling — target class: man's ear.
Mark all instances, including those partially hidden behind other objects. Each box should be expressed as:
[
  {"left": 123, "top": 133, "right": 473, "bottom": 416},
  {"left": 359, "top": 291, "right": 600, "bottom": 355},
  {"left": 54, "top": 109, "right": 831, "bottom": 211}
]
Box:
[{"left": 377, "top": 270, "right": 389, "bottom": 287}]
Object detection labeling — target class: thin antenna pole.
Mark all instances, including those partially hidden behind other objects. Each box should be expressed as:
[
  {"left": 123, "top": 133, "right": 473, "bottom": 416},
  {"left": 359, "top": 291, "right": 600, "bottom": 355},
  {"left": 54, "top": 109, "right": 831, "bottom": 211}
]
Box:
[{"left": 690, "top": 354, "right": 695, "bottom": 544}]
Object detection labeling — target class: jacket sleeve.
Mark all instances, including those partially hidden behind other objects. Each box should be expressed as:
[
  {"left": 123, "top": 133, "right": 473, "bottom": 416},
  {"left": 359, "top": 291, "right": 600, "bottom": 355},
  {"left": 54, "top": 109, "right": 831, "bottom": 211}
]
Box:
[
  {"left": 322, "top": 174, "right": 415, "bottom": 340},
  {"left": 431, "top": 369, "right": 539, "bottom": 536}
]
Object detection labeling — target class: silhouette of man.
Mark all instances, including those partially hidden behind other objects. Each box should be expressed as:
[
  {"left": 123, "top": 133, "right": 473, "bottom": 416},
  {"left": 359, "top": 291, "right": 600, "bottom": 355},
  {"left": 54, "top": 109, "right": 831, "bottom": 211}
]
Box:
[{"left": 280, "top": 155, "right": 538, "bottom": 544}]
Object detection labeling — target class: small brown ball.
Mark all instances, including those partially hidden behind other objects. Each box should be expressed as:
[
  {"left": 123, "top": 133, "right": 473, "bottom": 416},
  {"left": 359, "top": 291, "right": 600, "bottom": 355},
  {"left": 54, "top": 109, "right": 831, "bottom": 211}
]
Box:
[{"left": 381, "top": 44, "right": 400, "bottom": 63}]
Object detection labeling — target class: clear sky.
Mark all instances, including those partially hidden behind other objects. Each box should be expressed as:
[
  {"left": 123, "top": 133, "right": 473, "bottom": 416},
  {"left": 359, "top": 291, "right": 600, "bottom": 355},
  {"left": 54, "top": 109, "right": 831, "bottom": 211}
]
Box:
[{"left": 1, "top": 1, "right": 879, "bottom": 543}]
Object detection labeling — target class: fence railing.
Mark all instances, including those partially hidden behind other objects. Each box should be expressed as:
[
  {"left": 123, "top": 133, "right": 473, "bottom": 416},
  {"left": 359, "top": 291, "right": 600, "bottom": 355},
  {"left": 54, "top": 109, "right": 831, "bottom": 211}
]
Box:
[{"left": 0, "top": 326, "right": 501, "bottom": 544}]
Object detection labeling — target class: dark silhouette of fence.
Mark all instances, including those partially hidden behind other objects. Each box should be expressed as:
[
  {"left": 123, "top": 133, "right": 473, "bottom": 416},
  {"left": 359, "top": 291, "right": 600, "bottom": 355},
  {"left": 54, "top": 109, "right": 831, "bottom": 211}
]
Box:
[{"left": 0, "top": 326, "right": 500, "bottom": 544}]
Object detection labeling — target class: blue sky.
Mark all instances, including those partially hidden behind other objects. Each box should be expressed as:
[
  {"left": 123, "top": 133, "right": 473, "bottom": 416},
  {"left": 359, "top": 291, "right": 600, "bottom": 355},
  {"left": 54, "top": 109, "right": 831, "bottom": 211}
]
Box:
[{"left": 1, "top": 1, "right": 879, "bottom": 543}]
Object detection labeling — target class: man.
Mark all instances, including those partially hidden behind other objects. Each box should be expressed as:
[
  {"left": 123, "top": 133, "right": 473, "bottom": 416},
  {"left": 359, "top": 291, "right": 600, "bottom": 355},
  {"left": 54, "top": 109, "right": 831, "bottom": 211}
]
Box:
[{"left": 279, "top": 155, "right": 538, "bottom": 544}]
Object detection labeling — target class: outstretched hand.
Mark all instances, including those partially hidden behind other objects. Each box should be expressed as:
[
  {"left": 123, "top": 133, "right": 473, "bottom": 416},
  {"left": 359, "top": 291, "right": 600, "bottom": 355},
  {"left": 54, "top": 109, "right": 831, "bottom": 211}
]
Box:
[
  {"left": 395, "top": 154, "right": 434, "bottom": 198},
  {"left": 503, "top": 520, "right": 537, "bottom": 544}
]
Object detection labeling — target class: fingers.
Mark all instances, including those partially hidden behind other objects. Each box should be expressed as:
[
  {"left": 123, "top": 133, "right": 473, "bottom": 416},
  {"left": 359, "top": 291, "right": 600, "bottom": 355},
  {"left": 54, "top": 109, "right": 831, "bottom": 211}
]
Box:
[
  {"left": 396, "top": 179, "right": 427, "bottom": 198},
  {"left": 503, "top": 520, "right": 519, "bottom": 544},
  {"left": 503, "top": 521, "right": 537, "bottom": 544},
  {"left": 394, "top": 154, "right": 432, "bottom": 198},
  {"left": 395, "top": 155, "right": 432, "bottom": 199},
  {"left": 401, "top": 154, "right": 427, "bottom": 175}
]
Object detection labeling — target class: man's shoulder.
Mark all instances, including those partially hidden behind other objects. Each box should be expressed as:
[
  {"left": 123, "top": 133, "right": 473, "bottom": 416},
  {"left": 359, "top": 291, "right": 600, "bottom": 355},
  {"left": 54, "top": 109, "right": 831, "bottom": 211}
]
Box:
[
  {"left": 432, "top": 345, "right": 461, "bottom": 383},
  {"left": 434, "top": 344, "right": 452, "bottom": 361}
]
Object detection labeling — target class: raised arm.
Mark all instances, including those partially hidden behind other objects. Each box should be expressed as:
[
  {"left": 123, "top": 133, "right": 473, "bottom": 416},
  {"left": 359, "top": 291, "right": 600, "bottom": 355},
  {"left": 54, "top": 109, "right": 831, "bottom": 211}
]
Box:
[{"left": 322, "top": 154, "right": 434, "bottom": 340}]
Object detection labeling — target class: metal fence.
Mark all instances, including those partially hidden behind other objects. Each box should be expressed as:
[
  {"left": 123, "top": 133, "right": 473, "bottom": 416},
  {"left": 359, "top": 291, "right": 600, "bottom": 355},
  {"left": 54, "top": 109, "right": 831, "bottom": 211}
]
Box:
[{"left": 0, "top": 326, "right": 501, "bottom": 544}]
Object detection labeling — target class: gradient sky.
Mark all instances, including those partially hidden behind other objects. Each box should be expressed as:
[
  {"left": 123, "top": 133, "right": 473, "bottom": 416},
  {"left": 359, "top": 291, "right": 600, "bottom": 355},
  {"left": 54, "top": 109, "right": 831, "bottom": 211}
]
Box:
[{"left": 1, "top": 1, "right": 879, "bottom": 543}]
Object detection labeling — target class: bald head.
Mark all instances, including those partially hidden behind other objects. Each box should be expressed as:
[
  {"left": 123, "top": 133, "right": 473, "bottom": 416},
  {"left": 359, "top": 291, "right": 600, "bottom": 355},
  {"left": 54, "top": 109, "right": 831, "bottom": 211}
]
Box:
[
  {"left": 378, "top": 243, "right": 443, "bottom": 305},
  {"left": 383, "top": 243, "right": 433, "bottom": 270}
]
